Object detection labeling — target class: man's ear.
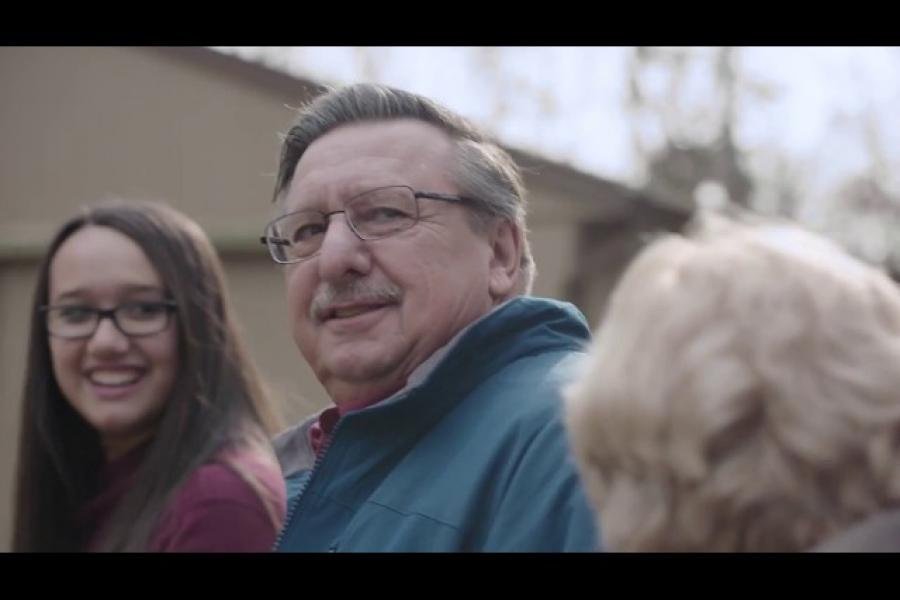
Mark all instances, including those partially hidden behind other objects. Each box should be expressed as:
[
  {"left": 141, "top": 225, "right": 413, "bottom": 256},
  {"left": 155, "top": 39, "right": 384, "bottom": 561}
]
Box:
[{"left": 488, "top": 219, "right": 523, "bottom": 301}]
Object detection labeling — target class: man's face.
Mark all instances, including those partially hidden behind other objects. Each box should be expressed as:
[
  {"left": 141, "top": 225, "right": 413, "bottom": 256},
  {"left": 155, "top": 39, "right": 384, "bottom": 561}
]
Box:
[{"left": 282, "top": 119, "right": 501, "bottom": 407}]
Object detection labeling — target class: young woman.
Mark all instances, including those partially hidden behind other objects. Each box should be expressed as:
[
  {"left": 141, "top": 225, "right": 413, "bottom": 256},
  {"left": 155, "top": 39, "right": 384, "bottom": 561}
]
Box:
[{"left": 13, "top": 200, "right": 286, "bottom": 552}]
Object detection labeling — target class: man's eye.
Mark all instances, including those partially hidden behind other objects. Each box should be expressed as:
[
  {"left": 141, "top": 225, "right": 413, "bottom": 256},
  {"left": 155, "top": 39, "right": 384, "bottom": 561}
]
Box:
[
  {"left": 292, "top": 223, "right": 326, "bottom": 242},
  {"left": 358, "top": 206, "right": 411, "bottom": 223}
]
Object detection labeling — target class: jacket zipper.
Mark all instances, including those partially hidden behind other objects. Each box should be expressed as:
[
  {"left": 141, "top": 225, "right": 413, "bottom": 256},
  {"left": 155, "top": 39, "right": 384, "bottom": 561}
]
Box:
[{"left": 272, "top": 419, "right": 343, "bottom": 551}]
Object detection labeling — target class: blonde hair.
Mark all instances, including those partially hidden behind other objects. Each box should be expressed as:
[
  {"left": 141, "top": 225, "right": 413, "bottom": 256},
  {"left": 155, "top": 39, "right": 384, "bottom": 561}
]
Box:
[{"left": 565, "top": 213, "right": 900, "bottom": 551}]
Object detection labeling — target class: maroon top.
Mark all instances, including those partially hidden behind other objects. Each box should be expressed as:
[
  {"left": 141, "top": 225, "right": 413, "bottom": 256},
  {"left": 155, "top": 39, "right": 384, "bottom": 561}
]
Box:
[{"left": 79, "top": 443, "right": 286, "bottom": 552}]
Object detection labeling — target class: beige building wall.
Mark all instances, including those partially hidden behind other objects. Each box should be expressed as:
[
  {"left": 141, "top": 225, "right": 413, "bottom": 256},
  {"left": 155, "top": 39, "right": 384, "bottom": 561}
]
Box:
[
  {"left": 1, "top": 46, "right": 319, "bottom": 550},
  {"left": 0, "top": 46, "right": 641, "bottom": 550}
]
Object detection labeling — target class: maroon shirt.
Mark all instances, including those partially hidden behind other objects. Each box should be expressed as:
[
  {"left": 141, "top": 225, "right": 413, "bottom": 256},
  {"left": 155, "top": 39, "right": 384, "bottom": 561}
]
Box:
[
  {"left": 79, "top": 443, "right": 286, "bottom": 552},
  {"left": 308, "top": 392, "right": 397, "bottom": 456}
]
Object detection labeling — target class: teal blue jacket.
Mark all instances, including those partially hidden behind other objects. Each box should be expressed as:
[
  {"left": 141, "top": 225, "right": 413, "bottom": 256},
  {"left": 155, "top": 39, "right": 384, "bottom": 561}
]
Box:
[{"left": 273, "top": 297, "right": 599, "bottom": 552}]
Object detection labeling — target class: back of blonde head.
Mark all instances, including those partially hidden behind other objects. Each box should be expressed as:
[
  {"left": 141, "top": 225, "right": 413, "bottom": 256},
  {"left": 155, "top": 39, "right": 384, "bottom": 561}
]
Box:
[{"left": 565, "top": 213, "right": 900, "bottom": 551}]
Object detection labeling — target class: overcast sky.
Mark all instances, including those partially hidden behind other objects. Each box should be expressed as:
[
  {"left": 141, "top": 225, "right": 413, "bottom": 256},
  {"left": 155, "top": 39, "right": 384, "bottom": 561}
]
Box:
[{"left": 213, "top": 46, "right": 900, "bottom": 263}]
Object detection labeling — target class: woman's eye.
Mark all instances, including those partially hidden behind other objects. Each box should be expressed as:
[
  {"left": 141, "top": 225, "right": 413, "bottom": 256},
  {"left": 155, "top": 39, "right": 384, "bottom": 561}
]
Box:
[
  {"left": 58, "top": 306, "right": 93, "bottom": 323},
  {"left": 122, "top": 302, "right": 166, "bottom": 320}
]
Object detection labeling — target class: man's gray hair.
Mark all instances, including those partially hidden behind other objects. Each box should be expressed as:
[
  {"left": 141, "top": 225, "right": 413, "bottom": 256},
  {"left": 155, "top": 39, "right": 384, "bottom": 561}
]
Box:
[{"left": 273, "top": 83, "right": 535, "bottom": 293}]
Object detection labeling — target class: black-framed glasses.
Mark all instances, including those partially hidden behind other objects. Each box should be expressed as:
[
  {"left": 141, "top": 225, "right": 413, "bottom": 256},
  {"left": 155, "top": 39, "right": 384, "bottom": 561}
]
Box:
[
  {"left": 40, "top": 300, "right": 178, "bottom": 339},
  {"left": 260, "top": 185, "right": 479, "bottom": 264}
]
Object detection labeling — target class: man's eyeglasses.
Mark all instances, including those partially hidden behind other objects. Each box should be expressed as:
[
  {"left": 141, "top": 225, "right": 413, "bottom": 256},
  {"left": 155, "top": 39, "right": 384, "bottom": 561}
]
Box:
[
  {"left": 260, "top": 185, "right": 478, "bottom": 264},
  {"left": 40, "top": 300, "right": 178, "bottom": 339}
]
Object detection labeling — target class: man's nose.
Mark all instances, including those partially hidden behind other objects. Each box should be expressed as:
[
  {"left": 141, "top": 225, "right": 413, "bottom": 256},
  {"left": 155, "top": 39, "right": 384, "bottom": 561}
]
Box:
[{"left": 317, "top": 214, "right": 372, "bottom": 281}]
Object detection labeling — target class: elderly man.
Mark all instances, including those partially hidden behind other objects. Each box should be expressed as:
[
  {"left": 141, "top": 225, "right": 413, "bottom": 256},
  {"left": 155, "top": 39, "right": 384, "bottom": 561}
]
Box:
[{"left": 262, "top": 83, "right": 597, "bottom": 551}]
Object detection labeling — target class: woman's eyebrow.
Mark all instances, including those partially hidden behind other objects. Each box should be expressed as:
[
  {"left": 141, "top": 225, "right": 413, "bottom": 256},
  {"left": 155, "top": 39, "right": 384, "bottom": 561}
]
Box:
[{"left": 51, "top": 284, "right": 166, "bottom": 302}]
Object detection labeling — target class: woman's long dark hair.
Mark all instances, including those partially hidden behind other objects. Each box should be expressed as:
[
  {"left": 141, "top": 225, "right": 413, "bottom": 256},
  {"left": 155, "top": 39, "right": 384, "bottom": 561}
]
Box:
[{"left": 13, "top": 200, "right": 282, "bottom": 551}]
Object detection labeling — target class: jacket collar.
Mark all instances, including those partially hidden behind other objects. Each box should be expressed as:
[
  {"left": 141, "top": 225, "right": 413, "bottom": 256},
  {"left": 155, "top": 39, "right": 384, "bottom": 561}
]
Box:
[{"left": 273, "top": 296, "right": 590, "bottom": 477}]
